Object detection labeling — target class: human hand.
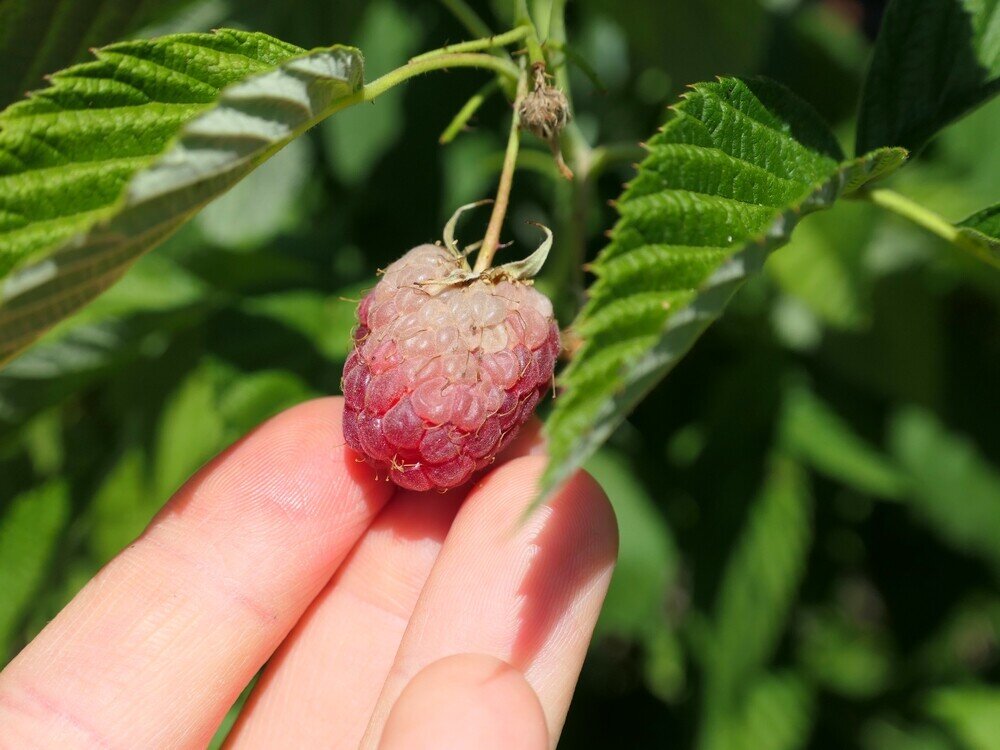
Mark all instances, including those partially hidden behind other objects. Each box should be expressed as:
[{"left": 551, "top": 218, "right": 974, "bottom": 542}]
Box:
[{"left": 0, "top": 398, "right": 618, "bottom": 749}]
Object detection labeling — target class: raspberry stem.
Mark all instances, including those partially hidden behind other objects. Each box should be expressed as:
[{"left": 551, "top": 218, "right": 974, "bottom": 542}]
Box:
[
  {"left": 474, "top": 60, "right": 530, "bottom": 274},
  {"left": 411, "top": 27, "right": 531, "bottom": 62}
]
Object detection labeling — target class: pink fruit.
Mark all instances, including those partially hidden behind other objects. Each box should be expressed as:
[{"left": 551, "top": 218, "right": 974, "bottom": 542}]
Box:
[{"left": 342, "top": 244, "right": 559, "bottom": 491}]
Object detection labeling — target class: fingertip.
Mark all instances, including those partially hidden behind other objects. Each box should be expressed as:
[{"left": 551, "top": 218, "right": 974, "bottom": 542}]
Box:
[
  {"left": 377, "top": 654, "right": 548, "bottom": 750},
  {"left": 470, "top": 456, "right": 619, "bottom": 561}
]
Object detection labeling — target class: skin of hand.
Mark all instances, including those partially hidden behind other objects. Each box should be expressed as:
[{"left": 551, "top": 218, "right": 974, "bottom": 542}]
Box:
[{"left": 0, "top": 398, "right": 618, "bottom": 749}]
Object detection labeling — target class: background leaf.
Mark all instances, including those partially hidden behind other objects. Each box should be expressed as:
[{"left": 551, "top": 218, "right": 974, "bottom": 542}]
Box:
[
  {"left": 780, "top": 385, "right": 905, "bottom": 498},
  {"left": 0, "top": 480, "right": 69, "bottom": 658},
  {"left": 698, "top": 458, "right": 814, "bottom": 749},
  {"left": 0, "top": 0, "right": 198, "bottom": 109},
  {"left": 889, "top": 407, "right": 1000, "bottom": 577},
  {"left": 541, "top": 76, "right": 906, "bottom": 500},
  {"left": 958, "top": 203, "right": 1000, "bottom": 257},
  {"left": 0, "top": 29, "right": 363, "bottom": 364},
  {"left": 856, "top": 0, "right": 1000, "bottom": 155},
  {"left": 321, "top": 0, "right": 422, "bottom": 185}
]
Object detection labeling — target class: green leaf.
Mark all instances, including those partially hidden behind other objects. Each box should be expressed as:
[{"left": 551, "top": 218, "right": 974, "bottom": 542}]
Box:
[
  {"left": 856, "top": 0, "right": 1000, "bottom": 156},
  {"left": 586, "top": 448, "right": 685, "bottom": 701},
  {"left": 0, "top": 0, "right": 197, "bottom": 109},
  {"left": 707, "top": 457, "right": 813, "bottom": 703},
  {"left": 195, "top": 136, "right": 313, "bottom": 250},
  {"left": 241, "top": 285, "right": 370, "bottom": 361},
  {"left": 0, "top": 29, "right": 364, "bottom": 365},
  {"left": 863, "top": 720, "right": 955, "bottom": 750},
  {"left": 925, "top": 686, "right": 1000, "bottom": 750},
  {"left": 540, "top": 77, "right": 907, "bottom": 499},
  {"left": 218, "top": 369, "right": 316, "bottom": 435},
  {"left": 767, "top": 201, "right": 878, "bottom": 330},
  {"left": 796, "top": 608, "right": 892, "bottom": 699},
  {"left": 321, "top": 0, "right": 422, "bottom": 184},
  {"left": 700, "top": 671, "right": 815, "bottom": 750},
  {"left": 89, "top": 447, "right": 151, "bottom": 562},
  {"left": 589, "top": 448, "right": 678, "bottom": 640},
  {"left": 957, "top": 203, "right": 1000, "bottom": 260},
  {"left": 889, "top": 407, "right": 1000, "bottom": 577},
  {"left": 153, "top": 363, "right": 225, "bottom": 500},
  {"left": 0, "top": 256, "right": 212, "bottom": 430},
  {"left": 780, "top": 386, "right": 905, "bottom": 498},
  {"left": 0, "top": 480, "right": 70, "bottom": 657}
]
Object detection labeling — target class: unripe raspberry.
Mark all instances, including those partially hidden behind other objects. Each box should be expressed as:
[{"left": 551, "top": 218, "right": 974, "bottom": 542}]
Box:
[{"left": 342, "top": 244, "right": 559, "bottom": 491}]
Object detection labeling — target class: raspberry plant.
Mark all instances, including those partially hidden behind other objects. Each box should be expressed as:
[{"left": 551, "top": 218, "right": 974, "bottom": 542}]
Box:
[
  {"left": 1, "top": 0, "right": 999, "bottom": 747},
  {"left": 2, "top": 0, "right": 996, "bottom": 503}
]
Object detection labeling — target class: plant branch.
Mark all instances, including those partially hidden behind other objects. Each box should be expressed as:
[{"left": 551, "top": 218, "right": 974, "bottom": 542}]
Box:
[
  {"left": 362, "top": 53, "right": 520, "bottom": 101},
  {"left": 439, "top": 80, "right": 500, "bottom": 143},
  {"left": 514, "top": 0, "right": 547, "bottom": 67},
  {"left": 411, "top": 26, "right": 531, "bottom": 62},
  {"left": 438, "top": 0, "right": 494, "bottom": 38},
  {"left": 865, "top": 188, "right": 998, "bottom": 267},
  {"left": 474, "top": 62, "right": 530, "bottom": 274}
]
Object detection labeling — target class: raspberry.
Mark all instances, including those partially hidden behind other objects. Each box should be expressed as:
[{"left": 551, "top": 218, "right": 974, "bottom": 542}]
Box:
[{"left": 342, "top": 243, "right": 559, "bottom": 491}]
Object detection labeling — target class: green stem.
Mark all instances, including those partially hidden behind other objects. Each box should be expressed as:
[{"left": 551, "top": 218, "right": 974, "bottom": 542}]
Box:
[
  {"left": 438, "top": 0, "right": 494, "bottom": 38},
  {"left": 361, "top": 53, "right": 520, "bottom": 101},
  {"left": 439, "top": 80, "right": 500, "bottom": 143},
  {"left": 474, "top": 62, "right": 530, "bottom": 274},
  {"left": 864, "top": 188, "right": 999, "bottom": 268},
  {"left": 547, "top": 0, "right": 572, "bottom": 95},
  {"left": 411, "top": 26, "right": 531, "bottom": 61},
  {"left": 865, "top": 189, "right": 962, "bottom": 244},
  {"left": 515, "top": 0, "right": 547, "bottom": 66}
]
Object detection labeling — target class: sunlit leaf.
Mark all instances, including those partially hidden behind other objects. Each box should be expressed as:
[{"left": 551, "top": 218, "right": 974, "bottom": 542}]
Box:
[
  {"left": 0, "top": 29, "right": 364, "bottom": 364},
  {"left": 541, "top": 76, "right": 906, "bottom": 499}
]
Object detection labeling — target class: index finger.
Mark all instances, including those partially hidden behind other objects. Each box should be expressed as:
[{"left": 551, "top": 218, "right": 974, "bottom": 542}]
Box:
[{"left": 0, "top": 398, "right": 392, "bottom": 749}]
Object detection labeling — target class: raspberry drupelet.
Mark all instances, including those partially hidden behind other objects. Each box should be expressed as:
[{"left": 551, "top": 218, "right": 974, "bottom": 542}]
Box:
[{"left": 342, "top": 244, "right": 560, "bottom": 491}]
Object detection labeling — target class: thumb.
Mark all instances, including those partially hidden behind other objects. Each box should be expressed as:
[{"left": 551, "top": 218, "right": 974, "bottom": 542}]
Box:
[{"left": 377, "top": 654, "right": 549, "bottom": 750}]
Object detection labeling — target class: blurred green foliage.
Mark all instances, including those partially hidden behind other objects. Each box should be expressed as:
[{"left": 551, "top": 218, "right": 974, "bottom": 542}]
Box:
[{"left": 0, "top": 1, "right": 997, "bottom": 748}]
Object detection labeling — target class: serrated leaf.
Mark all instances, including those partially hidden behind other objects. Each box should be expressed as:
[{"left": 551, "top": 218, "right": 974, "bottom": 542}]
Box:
[
  {"left": 856, "top": 0, "right": 1000, "bottom": 156},
  {"left": 0, "top": 29, "right": 365, "bottom": 365},
  {"left": 540, "top": 77, "right": 907, "bottom": 500},
  {"left": 957, "top": 203, "right": 1000, "bottom": 262}
]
